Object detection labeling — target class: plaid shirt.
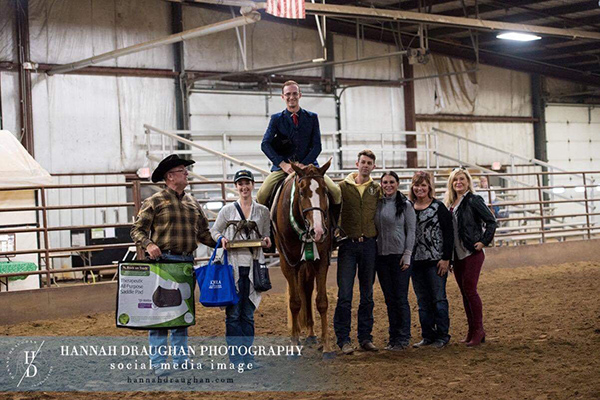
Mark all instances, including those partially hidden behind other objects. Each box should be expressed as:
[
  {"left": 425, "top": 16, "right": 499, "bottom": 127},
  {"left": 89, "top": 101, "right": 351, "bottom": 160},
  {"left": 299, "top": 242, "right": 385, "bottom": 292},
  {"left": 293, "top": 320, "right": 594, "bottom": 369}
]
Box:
[{"left": 131, "top": 187, "right": 216, "bottom": 254}]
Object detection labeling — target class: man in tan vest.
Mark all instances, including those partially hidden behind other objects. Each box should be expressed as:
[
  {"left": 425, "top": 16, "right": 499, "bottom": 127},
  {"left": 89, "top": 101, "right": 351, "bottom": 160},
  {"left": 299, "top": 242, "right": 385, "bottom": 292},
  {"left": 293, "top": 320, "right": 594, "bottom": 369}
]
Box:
[{"left": 333, "top": 149, "right": 381, "bottom": 355}]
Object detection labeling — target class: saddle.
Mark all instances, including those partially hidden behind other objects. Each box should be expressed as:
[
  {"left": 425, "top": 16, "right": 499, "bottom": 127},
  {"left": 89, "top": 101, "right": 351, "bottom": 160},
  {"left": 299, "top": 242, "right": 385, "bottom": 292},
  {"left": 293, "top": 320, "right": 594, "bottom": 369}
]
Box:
[{"left": 265, "top": 176, "right": 287, "bottom": 211}]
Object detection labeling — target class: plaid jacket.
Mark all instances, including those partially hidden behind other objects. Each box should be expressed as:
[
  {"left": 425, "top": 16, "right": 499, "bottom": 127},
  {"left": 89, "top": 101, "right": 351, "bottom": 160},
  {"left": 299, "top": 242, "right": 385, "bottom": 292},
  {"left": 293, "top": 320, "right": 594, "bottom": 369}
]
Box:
[{"left": 131, "top": 187, "right": 216, "bottom": 253}]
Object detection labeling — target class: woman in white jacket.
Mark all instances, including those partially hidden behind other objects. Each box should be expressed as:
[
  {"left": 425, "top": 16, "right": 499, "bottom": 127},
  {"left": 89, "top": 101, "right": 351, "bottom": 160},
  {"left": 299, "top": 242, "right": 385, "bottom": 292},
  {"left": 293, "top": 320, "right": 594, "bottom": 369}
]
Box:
[{"left": 210, "top": 170, "right": 271, "bottom": 368}]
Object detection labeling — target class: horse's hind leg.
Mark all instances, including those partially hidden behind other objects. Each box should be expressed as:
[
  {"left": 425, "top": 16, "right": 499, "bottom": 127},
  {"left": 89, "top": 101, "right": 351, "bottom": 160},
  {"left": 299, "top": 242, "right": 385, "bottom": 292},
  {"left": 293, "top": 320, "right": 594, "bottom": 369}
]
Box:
[{"left": 316, "top": 261, "right": 334, "bottom": 358}]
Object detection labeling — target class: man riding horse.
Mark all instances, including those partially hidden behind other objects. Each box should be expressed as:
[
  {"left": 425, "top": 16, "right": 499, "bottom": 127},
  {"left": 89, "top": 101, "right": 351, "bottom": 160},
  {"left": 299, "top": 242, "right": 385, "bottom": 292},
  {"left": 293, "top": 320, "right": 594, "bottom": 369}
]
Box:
[
  {"left": 257, "top": 80, "right": 341, "bottom": 213},
  {"left": 258, "top": 81, "right": 340, "bottom": 358}
]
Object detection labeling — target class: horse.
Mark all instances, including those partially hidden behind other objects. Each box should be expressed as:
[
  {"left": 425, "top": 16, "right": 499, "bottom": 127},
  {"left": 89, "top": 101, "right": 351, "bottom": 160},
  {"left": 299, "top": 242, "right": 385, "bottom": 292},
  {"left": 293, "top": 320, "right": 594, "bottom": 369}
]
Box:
[{"left": 271, "top": 159, "right": 335, "bottom": 359}]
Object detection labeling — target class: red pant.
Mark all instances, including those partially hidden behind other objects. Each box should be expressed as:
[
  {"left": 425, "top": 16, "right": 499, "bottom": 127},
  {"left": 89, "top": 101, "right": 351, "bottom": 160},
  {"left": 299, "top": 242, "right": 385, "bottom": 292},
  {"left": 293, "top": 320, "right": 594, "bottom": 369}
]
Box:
[{"left": 453, "top": 250, "right": 485, "bottom": 333}]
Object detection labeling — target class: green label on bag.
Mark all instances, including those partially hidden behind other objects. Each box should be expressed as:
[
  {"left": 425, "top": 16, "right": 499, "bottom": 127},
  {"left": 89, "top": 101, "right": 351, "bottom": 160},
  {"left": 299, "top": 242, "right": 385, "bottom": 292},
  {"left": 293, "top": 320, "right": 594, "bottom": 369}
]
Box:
[{"left": 120, "top": 264, "right": 150, "bottom": 276}]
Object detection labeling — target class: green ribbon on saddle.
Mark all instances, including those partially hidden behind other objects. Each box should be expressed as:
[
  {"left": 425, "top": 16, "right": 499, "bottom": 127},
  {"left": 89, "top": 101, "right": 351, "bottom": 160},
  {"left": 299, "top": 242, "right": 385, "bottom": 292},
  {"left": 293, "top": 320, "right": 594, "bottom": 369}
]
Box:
[{"left": 289, "top": 180, "right": 320, "bottom": 262}]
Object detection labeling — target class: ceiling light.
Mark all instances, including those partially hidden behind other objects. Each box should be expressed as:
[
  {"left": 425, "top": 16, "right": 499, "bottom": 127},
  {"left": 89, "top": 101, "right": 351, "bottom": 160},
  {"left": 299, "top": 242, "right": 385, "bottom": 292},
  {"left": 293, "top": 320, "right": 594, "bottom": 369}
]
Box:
[
  {"left": 497, "top": 32, "right": 541, "bottom": 42},
  {"left": 574, "top": 186, "right": 586, "bottom": 193},
  {"left": 552, "top": 187, "right": 565, "bottom": 194}
]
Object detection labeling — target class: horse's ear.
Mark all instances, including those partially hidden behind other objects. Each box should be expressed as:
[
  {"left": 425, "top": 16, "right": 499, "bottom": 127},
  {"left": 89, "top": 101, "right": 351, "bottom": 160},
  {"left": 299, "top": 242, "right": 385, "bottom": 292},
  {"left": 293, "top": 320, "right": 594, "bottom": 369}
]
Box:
[
  {"left": 291, "top": 162, "right": 304, "bottom": 177},
  {"left": 318, "top": 158, "right": 332, "bottom": 176}
]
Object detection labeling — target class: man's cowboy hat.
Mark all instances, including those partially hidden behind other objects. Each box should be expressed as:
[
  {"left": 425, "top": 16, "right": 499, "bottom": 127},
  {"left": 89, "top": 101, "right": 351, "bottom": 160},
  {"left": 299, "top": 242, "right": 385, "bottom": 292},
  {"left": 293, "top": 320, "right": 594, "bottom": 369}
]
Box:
[{"left": 151, "top": 154, "right": 195, "bottom": 183}]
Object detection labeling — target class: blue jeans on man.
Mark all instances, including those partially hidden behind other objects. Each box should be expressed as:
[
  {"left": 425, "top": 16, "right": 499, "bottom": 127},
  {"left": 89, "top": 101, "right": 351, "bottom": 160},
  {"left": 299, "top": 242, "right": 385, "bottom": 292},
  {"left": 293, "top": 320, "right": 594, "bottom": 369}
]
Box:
[
  {"left": 149, "top": 252, "right": 194, "bottom": 369},
  {"left": 376, "top": 254, "right": 412, "bottom": 346},
  {"left": 149, "top": 328, "right": 189, "bottom": 368},
  {"left": 333, "top": 238, "right": 377, "bottom": 348},
  {"left": 226, "top": 266, "right": 255, "bottom": 365},
  {"left": 411, "top": 260, "right": 451, "bottom": 344}
]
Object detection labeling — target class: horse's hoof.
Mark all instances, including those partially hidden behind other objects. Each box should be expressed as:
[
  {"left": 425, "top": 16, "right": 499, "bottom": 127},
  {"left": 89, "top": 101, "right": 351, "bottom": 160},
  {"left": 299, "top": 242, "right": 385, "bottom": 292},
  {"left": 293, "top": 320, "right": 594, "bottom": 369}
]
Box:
[
  {"left": 322, "top": 351, "right": 336, "bottom": 360},
  {"left": 304, "top": 336, "right": 318, "bottom": 345}
]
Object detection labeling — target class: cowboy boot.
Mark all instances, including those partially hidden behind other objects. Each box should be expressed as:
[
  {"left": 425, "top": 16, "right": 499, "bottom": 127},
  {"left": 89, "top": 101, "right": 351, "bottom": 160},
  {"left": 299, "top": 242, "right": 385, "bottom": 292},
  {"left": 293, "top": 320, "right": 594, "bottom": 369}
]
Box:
[
  {"left": 466, "top": 297, "right": 485, "bottom": 346},
  {"left": 466, "top": 329, "right": 486, "bottom": 347},
  {"left": 460, "top": 297, "right": 473, "bottom": 343}
]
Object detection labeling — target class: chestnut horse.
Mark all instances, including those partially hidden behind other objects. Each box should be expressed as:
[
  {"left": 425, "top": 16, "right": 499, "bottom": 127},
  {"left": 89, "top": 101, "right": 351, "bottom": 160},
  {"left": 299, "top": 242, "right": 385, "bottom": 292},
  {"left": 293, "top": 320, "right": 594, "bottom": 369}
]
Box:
[{"left": 271, "top": 159, "right": 335, "bottom": 358}]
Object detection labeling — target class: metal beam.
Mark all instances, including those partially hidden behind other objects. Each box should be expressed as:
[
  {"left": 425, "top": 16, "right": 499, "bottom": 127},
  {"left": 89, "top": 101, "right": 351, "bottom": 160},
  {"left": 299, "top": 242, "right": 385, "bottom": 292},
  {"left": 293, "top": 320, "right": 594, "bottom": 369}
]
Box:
[
  {"left": 301, "top": 2, "right": 600, "bottom": 41},
  {"left": 531, "top": 73, "right": 548, "bottom": 193},
  {"left": 427, "top": 1, "right": 600, "bottom": 40},
  {"left": 190, "top": 50, "right": 407, "bottom": 83},
  {"left": 307, "top": 17, "right": 600, "bottom": 87},
  {"left": 48, "top": 13, "right": 261, "bottom": 75},
  {"left": 403, "top": 58, "right": 417, "bottom": 168},
  {"left": 187, "top": 1, "right": 600, "bottom": 41},
  {"left": 489, "top": 41, "right": 600, "bottom": 59},
  {"left": 15, "top": 0, "right": 34, "bottom": 156},
  {"left": 416, "top": 114, "right": 538, "bottom": 123},
  {"left": 489, "top": 2, "right": 600, "bottom": 26}
]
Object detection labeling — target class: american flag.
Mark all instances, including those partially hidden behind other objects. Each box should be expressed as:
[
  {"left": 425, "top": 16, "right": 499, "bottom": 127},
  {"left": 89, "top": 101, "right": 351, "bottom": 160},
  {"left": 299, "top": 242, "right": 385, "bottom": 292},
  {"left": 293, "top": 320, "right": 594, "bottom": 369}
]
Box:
[{"left": 266, "top": 0, "right": 306, "bottom": 19}]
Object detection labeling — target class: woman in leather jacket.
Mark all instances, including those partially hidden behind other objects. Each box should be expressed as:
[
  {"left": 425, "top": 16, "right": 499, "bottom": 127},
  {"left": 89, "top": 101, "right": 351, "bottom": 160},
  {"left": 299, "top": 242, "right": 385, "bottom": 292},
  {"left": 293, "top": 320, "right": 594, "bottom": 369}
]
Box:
[{"left": 444, "top": 168, "right": 497, "bottom": 347}]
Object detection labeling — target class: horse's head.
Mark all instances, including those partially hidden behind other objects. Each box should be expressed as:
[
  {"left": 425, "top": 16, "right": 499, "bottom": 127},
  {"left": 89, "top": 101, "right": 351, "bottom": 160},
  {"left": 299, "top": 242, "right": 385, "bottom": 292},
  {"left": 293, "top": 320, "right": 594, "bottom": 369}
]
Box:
[{"left": 290, "top": 159, "right": 332, "bottom": 244}]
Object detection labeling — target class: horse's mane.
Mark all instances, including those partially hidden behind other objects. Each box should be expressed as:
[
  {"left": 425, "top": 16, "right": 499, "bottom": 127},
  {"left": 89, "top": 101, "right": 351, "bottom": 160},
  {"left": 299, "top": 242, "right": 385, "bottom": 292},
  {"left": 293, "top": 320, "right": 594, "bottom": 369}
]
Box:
[{"left": 286, "top": 163, "right": 323, "bottom": 181}]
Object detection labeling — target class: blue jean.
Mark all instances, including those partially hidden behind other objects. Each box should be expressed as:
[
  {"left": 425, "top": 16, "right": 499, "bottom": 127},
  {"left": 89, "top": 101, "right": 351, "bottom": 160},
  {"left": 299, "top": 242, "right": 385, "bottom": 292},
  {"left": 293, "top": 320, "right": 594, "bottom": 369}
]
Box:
[
  {"left": 226, "top": 266, "right": 255, "bottom": 364},
  {"left": 158, "top": 253, "right": 195, "bottom": 263},
  {"left": 376, "top": 254, "right": 412, "bottom": 346},
  {"left": 333, "top": 238, "right": 377, "bottom": 347},
  {"left": 411, "top": 260, "right": 450, "bottom": 343},
  {"left": 148, "top": 327, "right": 189, "bottom": 367}
]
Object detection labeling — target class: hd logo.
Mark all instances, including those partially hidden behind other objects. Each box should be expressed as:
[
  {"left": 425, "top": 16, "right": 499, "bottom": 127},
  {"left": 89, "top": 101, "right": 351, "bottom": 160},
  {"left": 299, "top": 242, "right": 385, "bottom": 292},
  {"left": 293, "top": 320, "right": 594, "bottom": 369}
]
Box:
[{"left": 5, "top": 340, "right": 53, "bottom": 388}]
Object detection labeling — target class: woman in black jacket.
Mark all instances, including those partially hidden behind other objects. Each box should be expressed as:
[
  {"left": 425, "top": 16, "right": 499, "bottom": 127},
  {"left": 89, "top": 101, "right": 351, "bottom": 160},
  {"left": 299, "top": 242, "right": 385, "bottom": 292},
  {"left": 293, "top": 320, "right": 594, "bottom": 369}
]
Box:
[{"left": 445, "top": 168, "right": 497, "bottom": 347}]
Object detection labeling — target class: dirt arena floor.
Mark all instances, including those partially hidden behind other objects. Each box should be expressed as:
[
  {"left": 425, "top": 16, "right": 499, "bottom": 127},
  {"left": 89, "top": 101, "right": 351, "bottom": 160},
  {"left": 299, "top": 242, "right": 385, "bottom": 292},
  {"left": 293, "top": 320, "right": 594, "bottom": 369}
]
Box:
[{"left": 1, "top": 261, "right": 599, "bottom": 399}]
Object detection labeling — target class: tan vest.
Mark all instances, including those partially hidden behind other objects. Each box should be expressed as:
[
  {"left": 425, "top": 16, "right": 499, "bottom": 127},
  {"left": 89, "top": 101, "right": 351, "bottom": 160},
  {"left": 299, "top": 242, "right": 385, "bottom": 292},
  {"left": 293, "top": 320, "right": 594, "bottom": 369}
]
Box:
[{"left": 339, "top": 179, "right": 381, "bottom": 239}]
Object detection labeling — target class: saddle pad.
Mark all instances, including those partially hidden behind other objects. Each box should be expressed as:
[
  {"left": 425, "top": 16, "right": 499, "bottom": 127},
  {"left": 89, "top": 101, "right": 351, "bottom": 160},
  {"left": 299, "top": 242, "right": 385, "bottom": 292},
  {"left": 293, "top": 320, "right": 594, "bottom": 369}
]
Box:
[{"left": 116, "top": 262, "right": 195, "bottom": 330}]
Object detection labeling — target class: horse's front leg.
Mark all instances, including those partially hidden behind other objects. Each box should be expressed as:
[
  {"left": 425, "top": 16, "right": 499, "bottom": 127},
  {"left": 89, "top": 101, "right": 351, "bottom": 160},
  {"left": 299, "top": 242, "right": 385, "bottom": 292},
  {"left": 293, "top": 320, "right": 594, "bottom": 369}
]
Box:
[
  {"left": 315, "top": 260, "right": 334, "bottom": 358},
  {"left": 284, "top": 268, "right": 302, "bottom": 346}
]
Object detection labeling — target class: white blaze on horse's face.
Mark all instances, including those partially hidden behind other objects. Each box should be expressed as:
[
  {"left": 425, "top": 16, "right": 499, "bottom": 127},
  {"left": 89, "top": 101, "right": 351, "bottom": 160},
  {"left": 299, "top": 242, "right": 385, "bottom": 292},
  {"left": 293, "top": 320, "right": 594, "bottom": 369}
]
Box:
[{"left": 308, "top": 179, "right": 324, "bottom": 242}]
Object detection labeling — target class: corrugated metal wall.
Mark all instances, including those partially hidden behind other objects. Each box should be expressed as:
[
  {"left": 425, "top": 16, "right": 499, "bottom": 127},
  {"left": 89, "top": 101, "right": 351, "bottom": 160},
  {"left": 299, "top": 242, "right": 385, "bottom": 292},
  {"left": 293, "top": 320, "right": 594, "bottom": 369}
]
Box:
[{"left": 546, "top": 104, "right": 600, "bottom": 226}]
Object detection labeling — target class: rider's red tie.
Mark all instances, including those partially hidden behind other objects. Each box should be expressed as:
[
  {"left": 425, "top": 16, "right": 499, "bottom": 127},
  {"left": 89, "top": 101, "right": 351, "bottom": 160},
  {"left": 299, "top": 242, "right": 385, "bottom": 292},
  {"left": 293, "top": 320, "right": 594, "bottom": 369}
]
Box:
[{"left": 292, "top": 113, "right": 298, "bottom": 126}]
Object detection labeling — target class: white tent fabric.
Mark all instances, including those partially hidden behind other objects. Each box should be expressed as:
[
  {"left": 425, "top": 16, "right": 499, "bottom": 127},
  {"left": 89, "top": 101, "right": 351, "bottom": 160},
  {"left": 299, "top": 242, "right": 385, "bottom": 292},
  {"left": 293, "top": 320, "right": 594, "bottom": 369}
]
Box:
[{"left": 0, "top": 130, "right": 52, "bottom": 187}]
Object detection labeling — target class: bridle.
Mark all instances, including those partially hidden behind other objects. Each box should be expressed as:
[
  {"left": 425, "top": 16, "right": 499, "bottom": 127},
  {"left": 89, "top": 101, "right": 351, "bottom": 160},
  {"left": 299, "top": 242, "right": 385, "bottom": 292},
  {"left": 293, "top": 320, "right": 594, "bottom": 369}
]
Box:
[
  {"left": 273, "top": 173, "right": 331, "bottom": 268},
  {"left": 294, "top": 174, "right": 329, "bottom": 242}
]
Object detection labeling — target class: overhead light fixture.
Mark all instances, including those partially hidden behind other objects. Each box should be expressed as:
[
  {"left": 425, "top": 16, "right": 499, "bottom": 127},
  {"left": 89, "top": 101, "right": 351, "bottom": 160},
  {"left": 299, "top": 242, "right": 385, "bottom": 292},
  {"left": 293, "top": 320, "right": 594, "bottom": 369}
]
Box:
[
  {"left": 552, "top": 187, "right": 565, "bottom": 194},
  {"left": 496, "top": 32, "right": 542, "bottom": 42}
]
